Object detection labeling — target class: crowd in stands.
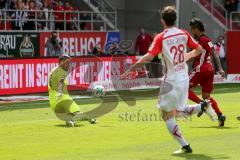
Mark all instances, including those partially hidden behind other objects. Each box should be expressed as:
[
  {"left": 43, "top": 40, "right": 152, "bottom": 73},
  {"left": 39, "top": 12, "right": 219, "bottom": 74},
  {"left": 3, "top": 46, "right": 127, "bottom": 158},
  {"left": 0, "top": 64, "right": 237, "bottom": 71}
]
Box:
[
  {"left": 223, "top": 0, "right": 240, "bottom": 28},
  {"left": 0, "top": 0, "right": 104, "bottom": 30},
  {"left": 224, "top": 0, "right": 240, "bottom": 14}
]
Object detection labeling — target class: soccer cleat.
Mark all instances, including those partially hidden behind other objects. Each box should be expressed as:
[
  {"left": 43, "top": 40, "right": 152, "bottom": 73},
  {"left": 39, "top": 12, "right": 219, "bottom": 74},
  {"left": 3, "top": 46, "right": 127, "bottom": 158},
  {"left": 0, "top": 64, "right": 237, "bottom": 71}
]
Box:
[
  {"left": 173, "top": 145, "right": 193, "bottom": 154},
  {"left": 197, "top": 110, "right": 204, "bottom": 117},
  {"left": 201, "top": 100, "right": 217, "bottom": 121},
  {"left": 88, "top": 118, "right": 96, "bottom": 124},
  {"left": 237, "top": 116, "right": 240, "bottom": 121},
  {"left": 66, "top": 120, "right": 75, "bottom": 127},
  {"left": 218, "top": 114, "right": 226, "bottom": 127},
  {"left": 197, "top": 100, "right": 205, "bottom": 117}
]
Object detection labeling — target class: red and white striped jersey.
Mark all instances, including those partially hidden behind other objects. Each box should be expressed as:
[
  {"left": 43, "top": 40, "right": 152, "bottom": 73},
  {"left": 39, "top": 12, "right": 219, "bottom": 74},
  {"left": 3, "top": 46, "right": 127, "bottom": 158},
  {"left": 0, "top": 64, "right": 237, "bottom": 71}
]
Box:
[{"left": 148, "top": 27, "right": 199, "bottom": 81}]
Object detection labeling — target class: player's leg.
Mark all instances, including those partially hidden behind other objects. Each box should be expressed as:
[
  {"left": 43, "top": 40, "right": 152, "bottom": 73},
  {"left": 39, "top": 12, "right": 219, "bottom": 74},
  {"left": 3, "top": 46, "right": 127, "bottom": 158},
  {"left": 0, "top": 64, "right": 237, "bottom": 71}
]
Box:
[
  {"left": 188, "top": 71, "right": 202, "bottom": 103},
  {"left": 177, "top": 100, "right": 217, "bottom": 121},
  {"left": 178, "top": 82, "right": 202, "bottom": 117},
  {"left": 202, "top": 92, "right": 225, "bottom": 126},
  {"left": 68, "top": 101, "right": 96, "bottom": 124},
  {"left": 177, "top": 81, "right": 216, "bottom": 120},
  {"left": 188, "top": 88, "right": 202, "bottom": 103},
  {"left": 54, "top": 96, "right": 96, "bottom": 126},
  {"left": 201, "top": 71, "right": 226, "bottom": 126},
  {"left": 161, "top": 110, "right": 192, "bottom": 154},
  {"left": 158, "top": 83, "right": 192, "bottom": 153}
]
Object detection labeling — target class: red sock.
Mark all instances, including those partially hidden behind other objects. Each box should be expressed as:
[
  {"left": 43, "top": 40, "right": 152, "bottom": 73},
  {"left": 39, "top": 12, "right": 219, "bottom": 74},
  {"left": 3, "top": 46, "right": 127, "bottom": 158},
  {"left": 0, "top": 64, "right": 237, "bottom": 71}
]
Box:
[
  {"left": 188, "top": 90, "right": 201, "bottom": 103},
  {"left": 209, "top": 97, "right": 222, "bottom": 116}
]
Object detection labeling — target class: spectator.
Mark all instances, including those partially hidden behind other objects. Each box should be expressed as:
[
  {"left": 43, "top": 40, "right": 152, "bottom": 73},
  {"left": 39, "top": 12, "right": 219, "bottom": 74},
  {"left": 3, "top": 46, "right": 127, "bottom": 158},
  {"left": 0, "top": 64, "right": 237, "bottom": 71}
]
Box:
[
  {"left": 45, "top": 31, "right": 62, "bottom": 57},
  {"left": 25, "top": 0, "right": 36, "bottom": 30},
  {"left": 37, "top": 11, "right": 46, "bottom": 30},
  {"left": 52, "top": 0, "right": 63, "bottom": 8},
  {"left": 225, "top": 0, "right": 238, "bottom": 14},
  {"left": 64, "top": 1, "right": 74, "bottom": 30},
  {"left": 45, "top": 0, "right": 54, "bottom": 9},
  {"left": 80, "top": 12, "right": 90, "bottom": 30},
  {"left": 54, "top": 0, "right": 64, "bottom": 30},
  {"left": 147, "top": 32, "right": 163, "bottom": 78},
  {"left": 10, "top": 0, "right": 17, "bottom": 10},
  {"left": 134, "top": 28, "right": 153, "bottom": 55},
  {"left": 33, "top": 0, "right": 43, "bottom": 10},
  {"left": 94, "top": 14, "right": 104, "bottom": 31},
  {"left": 43, "top": 1, "right": 49, "bottom": 29},
  {"left": 70, "top": 16, "right": 79, "bottom": 30},
  {"left": 214, "top": 35, "right": 226, "bottom": 72},
  {"left": 0, "top": 0, "right": 6, "bottom": 9},
  {"left": 0, "top": 14, "right": 12, "bottom": 30},
  {"left": 11, "top": 0, "right": 28, "bottom": 30},
  {"left": 91, "top": 45, "right": 104, "bottom": 56},
  {"left": 9, "top": 0, "right": 17, "bottom": 23}
]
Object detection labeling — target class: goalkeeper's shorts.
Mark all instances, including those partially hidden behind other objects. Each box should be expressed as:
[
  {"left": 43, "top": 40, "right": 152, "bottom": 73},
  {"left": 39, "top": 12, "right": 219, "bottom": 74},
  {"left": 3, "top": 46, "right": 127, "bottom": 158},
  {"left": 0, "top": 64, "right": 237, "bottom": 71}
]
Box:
[{"left": 53, "top": 95, "right": 80, "bottom": 121}]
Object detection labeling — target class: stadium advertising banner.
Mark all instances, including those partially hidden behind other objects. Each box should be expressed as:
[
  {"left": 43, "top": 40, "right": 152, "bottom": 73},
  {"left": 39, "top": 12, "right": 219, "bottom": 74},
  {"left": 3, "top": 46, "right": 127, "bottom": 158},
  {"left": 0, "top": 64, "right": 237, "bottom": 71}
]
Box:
[
  {"left": 226, "top": 31, "right": 240, "bottom": 74},
  {"left": 0, "top": 56, "right": 240, "bottom": 96},
  {"left": 0, "top": 32, "right": 40, "bottom": 58},
  {"left": 0, "top": 56, "right": 146, "bottom": 95},
  {"left": 39, "top": 32, "right": 120, "bottom": 57}
]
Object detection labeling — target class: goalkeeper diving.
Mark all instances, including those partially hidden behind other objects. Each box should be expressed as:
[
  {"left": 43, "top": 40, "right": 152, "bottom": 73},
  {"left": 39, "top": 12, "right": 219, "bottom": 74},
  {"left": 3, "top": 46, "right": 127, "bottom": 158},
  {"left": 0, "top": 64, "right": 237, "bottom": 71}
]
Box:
[{"left": 48, "top": 55, "right": 96, "bottom": 126}]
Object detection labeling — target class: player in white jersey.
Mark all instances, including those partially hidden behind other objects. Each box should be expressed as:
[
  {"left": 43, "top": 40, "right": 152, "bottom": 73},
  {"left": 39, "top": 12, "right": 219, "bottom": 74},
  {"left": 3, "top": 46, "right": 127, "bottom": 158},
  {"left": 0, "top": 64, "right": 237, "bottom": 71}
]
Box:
[{"left": 121, "top": 6, "right": 216, "bottom": 153}]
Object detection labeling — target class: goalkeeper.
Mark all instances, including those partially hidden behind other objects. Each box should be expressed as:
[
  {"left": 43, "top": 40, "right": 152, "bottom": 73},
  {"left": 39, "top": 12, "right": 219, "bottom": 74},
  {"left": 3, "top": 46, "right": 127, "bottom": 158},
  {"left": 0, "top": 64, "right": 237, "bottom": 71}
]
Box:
[{"left": 48, "top": 55, "right": 95, "bottom": 126}]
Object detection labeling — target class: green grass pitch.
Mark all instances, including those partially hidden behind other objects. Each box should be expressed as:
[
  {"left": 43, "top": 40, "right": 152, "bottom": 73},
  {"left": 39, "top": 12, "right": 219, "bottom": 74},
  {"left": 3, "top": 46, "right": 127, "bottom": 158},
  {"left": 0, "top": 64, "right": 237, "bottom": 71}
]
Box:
[{"left": 0, "top": 84, "right": 240, "bottom": 160}]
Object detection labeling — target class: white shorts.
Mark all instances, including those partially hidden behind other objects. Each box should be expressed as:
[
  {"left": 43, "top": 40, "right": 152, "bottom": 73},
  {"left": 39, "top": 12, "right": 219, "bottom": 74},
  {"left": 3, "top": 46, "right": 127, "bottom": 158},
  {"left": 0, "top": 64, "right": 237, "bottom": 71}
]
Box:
[{"left": 157, "top": 80, "right": 189, "bottom": 112}]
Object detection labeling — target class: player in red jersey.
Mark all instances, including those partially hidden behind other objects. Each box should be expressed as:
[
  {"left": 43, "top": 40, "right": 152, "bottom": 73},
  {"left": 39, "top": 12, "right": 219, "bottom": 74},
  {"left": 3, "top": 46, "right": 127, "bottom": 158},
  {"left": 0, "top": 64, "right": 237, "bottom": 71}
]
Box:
[{"left": 188, "top": 18, "right": 226, "bottom": 127}]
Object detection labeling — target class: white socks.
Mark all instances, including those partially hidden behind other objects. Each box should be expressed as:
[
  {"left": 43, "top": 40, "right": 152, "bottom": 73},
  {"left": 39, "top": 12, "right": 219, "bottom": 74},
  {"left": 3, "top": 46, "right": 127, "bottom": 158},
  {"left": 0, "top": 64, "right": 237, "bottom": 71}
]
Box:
[
  {"left": 176, "top": 104, "right": 202, "bottom": 118},
  {"left": 164, "top": 104, "right": 202, "bottom": 147},
  {"left": 165, "top": 118, "right": 188, "bottom": 146},
  {"left": 184, "top": 104, "right": 202, "bottom": 115}
]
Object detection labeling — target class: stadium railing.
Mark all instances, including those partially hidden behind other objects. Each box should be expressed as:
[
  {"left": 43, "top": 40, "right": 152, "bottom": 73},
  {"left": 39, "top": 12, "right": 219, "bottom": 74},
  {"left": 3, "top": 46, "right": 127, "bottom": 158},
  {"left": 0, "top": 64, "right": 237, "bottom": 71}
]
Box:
[
  {"left": 197, "top": 0, "right": 228, "bottom": 28},
  {"left": 230, "top": 12, "right": 240, "bottom": 30},
  {"left": 0, "top": 9, "right": 118, "bottom": 31},
  {"left": 84, "top": 0, "right": 117, "bottom": 30}
]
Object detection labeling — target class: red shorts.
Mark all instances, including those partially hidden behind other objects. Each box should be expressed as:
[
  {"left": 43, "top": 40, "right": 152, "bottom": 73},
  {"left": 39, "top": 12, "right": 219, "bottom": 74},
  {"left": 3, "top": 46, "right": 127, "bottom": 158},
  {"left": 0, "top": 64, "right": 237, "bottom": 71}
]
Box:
[{"left": 189, "top": 69, "right": 214, "bottom": 93}]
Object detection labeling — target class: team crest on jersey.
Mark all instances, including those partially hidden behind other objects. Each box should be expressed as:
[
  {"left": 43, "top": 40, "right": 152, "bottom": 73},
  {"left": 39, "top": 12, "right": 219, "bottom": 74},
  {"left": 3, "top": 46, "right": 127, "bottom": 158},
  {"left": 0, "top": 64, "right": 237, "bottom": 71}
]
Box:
[{"left": 208, "top": 41, "right": 213, "bottom": 48}]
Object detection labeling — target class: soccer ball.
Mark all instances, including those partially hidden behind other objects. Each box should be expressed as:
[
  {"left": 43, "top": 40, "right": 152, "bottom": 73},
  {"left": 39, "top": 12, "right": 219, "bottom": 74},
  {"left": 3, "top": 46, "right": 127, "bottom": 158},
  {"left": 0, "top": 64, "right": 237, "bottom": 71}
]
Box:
[
  {"left": 66, "top": 120, "right": 75, "bottom": 127},
  {"left": 92, "top": 85, "right": 106, "bottom": 97}
]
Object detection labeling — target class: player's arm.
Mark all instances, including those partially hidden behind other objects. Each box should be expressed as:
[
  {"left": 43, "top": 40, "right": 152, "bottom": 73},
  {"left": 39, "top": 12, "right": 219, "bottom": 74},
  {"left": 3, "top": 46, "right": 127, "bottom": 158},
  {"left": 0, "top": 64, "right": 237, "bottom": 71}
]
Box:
[
  {"left": 57, "top": 78, "right": 64, "bottom": 99},
  {"left": 185, "top": 46, "right": 203, "bottom": 61},
  {"left": 121, "top": 53, "right": 154, "bottom": 79},
  {"left": 212, "top": 48, "right": 226, "bottom": 77},
  {"left": 121, "top": 34, "right": 162, "bottom": 79},
  {"left": 203, "top": 38, "right": 225, "bottom": 77}
]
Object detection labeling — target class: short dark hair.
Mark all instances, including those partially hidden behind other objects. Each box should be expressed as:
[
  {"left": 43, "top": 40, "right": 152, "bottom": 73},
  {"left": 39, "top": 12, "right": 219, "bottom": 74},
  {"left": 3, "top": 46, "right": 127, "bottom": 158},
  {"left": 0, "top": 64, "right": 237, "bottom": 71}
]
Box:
[
  {"left": 161, "top": 6, "right": 177, "bottom": 26},
  {"left": 59, "top": 54, "right": 71, "bottom": 62},
  {"left": 189, "top": 18, "right": 205, "bottom": 32}
]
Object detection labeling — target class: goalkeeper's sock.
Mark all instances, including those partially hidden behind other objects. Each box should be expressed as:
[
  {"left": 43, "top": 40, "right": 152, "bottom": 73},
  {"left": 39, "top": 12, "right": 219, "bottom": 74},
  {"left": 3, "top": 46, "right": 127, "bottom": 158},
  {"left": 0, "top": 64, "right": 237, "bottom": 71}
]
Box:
[
  {"left": 188, "top": 90, "right": 202, "bottom": 103},
  {"left": 165, "top": 118, "right": 188, "bottom": 147},
  {"left": 209, "top": 97, "right": 222, "bottom": 116}
]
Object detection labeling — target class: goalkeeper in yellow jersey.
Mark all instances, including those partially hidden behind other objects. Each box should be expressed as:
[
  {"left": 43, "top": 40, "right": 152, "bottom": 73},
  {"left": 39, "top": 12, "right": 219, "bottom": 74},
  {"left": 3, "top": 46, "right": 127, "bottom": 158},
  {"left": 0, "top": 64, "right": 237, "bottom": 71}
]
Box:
[{"left": 48, "top": 55, "right": 96, "bottom": 127}]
